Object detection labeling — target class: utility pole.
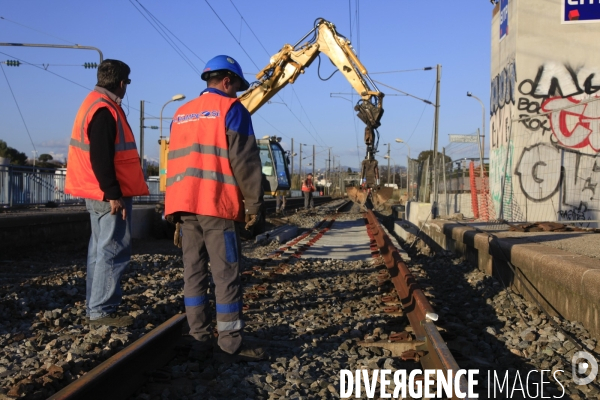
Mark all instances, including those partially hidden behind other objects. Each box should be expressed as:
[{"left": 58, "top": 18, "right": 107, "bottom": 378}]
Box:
[
  {"left": 387, "top": 143, "right": 391, "bottom": 185},
  {"left": 432, "top": 64, "right": 442, "bottom": 217},
  {"left": 299, "top": 144, "right": 303, "bottom": 179},
  {"left": 332, "top": 154, "right": 336, "bottom": 196},
  {"left": 328, "top": 148, "right": 332, "bottom": 195},
  {"left": 291, "top": 138, "right": 294, "bottom": 188},
  {"left": 140, "top": 100, "right": 145, "bottom": 175},
  {"left": 312, "top": 145, "right": 315, "bottom": 177}
]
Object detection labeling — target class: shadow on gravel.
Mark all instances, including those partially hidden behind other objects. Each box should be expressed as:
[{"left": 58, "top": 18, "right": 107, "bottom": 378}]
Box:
[{"left": 384, "top": 222, "right": 589, "bottom": 399}]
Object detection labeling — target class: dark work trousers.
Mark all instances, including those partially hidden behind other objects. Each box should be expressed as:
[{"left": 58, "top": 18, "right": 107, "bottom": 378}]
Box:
[
  {"left": 303, "top": 191, "right": 314, "bottom": 209},
  {"left": 180, "top": 214, "right": 244, "bottom": 354}
]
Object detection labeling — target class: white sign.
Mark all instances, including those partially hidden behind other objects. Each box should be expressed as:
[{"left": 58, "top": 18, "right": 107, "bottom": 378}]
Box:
[{"left": 448, "top": 134, "right": 479, "bottom": 143}]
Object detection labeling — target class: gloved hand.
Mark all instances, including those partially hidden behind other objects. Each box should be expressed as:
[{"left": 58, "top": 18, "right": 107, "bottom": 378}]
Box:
[
  {"left": 165, "top": 213, "right": 181, "bottom": 225},
  {"left": 245, "top": 213, "right": 258, "bottom": 230},
  {"left": 173, "top": 222, "right": 182, "bottom": 248}
]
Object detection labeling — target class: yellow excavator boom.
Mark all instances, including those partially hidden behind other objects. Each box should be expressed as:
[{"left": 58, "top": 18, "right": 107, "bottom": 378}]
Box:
[{"left": 160, "top": 18, "right": 389, "bottom": 208}]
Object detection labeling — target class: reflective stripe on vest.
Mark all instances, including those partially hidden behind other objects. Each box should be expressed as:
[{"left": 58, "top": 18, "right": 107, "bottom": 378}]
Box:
[
  {"left": 166, "top": 167, "right": 238, "bottom": 187},
  {"left": 165, "top": 93, "right": 243, "bottom": 221},
  {"left": 65, "top": 91, "right": 148, "bottom": 200},
  {"left": 166, "top": 143, "right": 234, "bottom": 187},
  {"left": 167, "top": 143, "right": 229, "bottom": 160},
  {"left": 69, "top": 98, "right": 137, "bottom": 152}
]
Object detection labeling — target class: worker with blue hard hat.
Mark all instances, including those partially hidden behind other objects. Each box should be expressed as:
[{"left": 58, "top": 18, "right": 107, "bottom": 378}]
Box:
[
  {"left": 165, "top": 55, "right": 264, "bottom": 362},
  {"left": 200, "top": 55, "right": 250, "bottom": 91}
]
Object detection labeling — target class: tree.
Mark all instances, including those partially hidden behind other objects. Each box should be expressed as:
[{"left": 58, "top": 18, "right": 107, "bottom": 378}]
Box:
[
  {"left": 0, "top": 140, "right": 28, "bottom": 165},
  {"left": 417, "top": 150, "right": 451, "bottom": 165},
  {"left": 146, "top": 162, "right": 159, "bottom": 176},
  {"left": 39, "top": 153, "right": 54, "bottom": 162}
]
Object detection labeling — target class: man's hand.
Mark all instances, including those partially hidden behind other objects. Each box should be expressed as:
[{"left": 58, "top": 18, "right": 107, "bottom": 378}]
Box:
[
  {"left": 165, "top": 213, "right": 181, "bottom": 225},
  {"left": 245, "top": 213, "right": 258, "bottom": 230},
  {"left": 109, "top": 198, "right": 126, "bottom": 220},
  {"left": 173, "top": 222, "right": 182, "bottom": 248}
]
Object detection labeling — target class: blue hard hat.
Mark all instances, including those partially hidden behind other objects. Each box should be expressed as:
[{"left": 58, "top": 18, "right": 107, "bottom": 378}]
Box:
[{"left": 201, "top": 55, "right": 250, "bottom": 91}]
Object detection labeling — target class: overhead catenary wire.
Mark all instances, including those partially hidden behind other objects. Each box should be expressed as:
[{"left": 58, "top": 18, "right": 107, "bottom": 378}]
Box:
[
  {"left": 227, "top": 0, "right": 270, "bottom": 57},
  {"left": 0, "top": 51, "right": 160, "bottom": 122},
  {"left": 252, "top": 113, "right": 289, "bottom": 140},
  {"left": 203, "top": 0, "right": 260, "bottom": 72},
  {"left": 0, "top": 63, "right": 37, "bottom": 155},
  {"left": 349, "top": 0, "right": 362, "bottom": 167},
  {"left": 1, "top": 62, "right": 99, "bottom": 68},
  {"left": 135, "top": 1, "right": 206, "bottom": 65},
  {"left": 404, "top": 81, "right": 436, "bottom": 145},
  {"left": 373, "top": 79, "right": 433, "bottom": 105},
  {"left": 371, "top": 68, "right": 433, "bottom": 74},
  {"left": 129, "top": 0, "right": 203, "bottom": 76},
  {"left": 289, "top": 87, "right": 329, "bottom": 148},
  {"left": 0, "top": 51, "right": 90, "bottom": 91},
  {"left": 209, "top": 0, "right": 329, "bottom": 149},
  {"left": 0, "top": 15, "right": 76, "bottom": 45}
]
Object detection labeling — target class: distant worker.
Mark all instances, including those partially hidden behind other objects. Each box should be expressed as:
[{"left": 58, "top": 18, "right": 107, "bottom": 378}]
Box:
[
  {"left": 302, "top": 173, "right": 315, "bottom": 209},
  {"left": 165, "top": 55, "right": 265, "bottom": 361},
  {"left": 65, "top": 59, "right": 148, "bottom": 327}
]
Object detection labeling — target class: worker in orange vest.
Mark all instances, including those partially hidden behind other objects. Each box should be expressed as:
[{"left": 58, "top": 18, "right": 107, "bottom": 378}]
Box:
[
  {"left": 65, "top": 59, "right": 148, "bottom": 328},
  {"left": 301, "top": 173, "right": 315, "bottom": 209},
  {"left": 165, "top": 55, "right": 265, "bottom": 362}
]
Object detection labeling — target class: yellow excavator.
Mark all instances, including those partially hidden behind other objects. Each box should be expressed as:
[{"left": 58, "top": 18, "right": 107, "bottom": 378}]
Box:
[{"left": 159, "top": 17, "right": 391, "bottom": 209}]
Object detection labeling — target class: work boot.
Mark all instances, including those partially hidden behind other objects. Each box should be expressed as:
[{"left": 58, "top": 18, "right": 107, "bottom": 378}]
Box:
[
  {"left": 89, "top": 312, "right": 134, "bottom": 328},
  {"left": 188, "top": 337, "right": 215, "bottom": 361},
  {"left": 215, "top": 343, "right": 266, "bottom": 362}
]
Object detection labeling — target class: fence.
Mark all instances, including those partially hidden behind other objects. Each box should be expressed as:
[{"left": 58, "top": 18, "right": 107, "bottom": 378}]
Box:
[
  {"left": 411, "top": 155, "right": 490, "bottom": 220},
  {"left": 0, "top": 165, "right": 164, "bottom": 208}
]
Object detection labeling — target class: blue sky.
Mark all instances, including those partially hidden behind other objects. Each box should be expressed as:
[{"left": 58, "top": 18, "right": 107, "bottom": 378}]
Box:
[{"left": 0, "top": 1, "right": 493, "bottom": 172}]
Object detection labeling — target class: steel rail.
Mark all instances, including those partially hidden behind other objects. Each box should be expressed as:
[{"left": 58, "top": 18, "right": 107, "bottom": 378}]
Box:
[
  {"left": 48, "top": 314, "right": 186, "bottom": 400},
  {"left": 364, "top": 210, "right": 474, "bottom": 400},
  {"left": 263, "top": 196, "right": 332, "bottom": 213}
]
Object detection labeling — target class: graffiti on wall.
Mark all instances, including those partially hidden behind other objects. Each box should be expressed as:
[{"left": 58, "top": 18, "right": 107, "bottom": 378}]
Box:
[
  {"left": 515, "top": 143, "right": 561, "bottom": 202},
  {"left": 491, "top": 60, "right": 516, "bottom": 150},
  {"left": 491, "top": 60, "right": 517, "bottom": 114},
  {"left": 490, "top": 145, "right": 514, "bottom": 215},
  {"left": 519, "top": 62, "right": 600, "bottom": 154},
  {"left": 542, "top": 95, "right": 600, "bottom": 155},
  {"left": 557, "top": 202, "right": 592, "bottom": 227},
  {"left": 491, "top": 106, "right": 514, "bottom": 149},
  {"left": 515, "top": 143, "right": 600, "bottom": 211},
  {"left": 491, "top": 60, "right": 600, "bottom": 221}
]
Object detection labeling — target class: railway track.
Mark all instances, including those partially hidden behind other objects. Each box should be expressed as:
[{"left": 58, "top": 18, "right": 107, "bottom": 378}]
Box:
[
  {"left": 43, "top": 201, "right": 473, "bottom": 400},
  {"left": 1, "top": 199, "right": 591, "bottom": 399}
]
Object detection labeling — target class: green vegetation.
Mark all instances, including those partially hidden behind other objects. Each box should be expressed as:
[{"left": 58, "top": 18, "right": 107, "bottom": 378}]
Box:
[{"left": 0, "top": 140, "right": 28, "bottom": 165}]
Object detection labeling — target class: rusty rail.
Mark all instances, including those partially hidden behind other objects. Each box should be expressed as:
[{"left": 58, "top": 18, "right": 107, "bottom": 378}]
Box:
[
  {"left": 48, "top": 314, "right": 186, "bottom": 400},
  {"left": 365, "top": 210, "right": 473, "bottom": 400}
]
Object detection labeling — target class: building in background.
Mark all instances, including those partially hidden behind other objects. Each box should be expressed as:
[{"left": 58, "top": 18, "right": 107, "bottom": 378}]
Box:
[{"left": 490, "top": 0, "right": 600, "bottom": 226}]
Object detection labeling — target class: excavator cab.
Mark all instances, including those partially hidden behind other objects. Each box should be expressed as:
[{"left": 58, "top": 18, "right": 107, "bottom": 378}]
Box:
[{"left": 256, "top": 136, "right": 291, "bottom": 195}]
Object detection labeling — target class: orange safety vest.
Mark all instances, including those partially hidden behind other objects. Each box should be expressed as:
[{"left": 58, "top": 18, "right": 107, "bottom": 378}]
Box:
[
  {"left": 301, "top": 178, "right": 314, "bottom": 192},
  {"left": 165, "top": 93, "right": 244, "bottom": 221},
  {"left": 65, "top": 91, "right": 149, "bottom": 200}
]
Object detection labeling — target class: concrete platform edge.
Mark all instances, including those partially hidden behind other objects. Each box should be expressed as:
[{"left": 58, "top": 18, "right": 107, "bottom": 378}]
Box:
[{"left": 394, "top": 218, "right": 600, "bottom": 342}]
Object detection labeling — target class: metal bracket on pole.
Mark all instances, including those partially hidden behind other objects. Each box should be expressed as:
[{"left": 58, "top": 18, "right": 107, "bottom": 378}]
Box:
[{"left": 0, "top": 43, "right": 104, "bottom": 63}]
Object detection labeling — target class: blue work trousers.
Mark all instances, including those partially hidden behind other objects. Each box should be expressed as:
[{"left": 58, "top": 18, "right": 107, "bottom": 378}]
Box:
[
  {"left": 180, "top": 214, "right": 244, "bottom": 354},
  {"left": 85, "top": 198, "right": 133, "bottom": 319}
]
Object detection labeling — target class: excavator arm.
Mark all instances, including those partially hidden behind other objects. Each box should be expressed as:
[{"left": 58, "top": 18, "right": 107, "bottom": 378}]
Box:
[
  {"left": 238, "top": 18, "right": 389, "bottom": 208},
  {"left": 159, "top": 18, "right": 390, "bottom": 208}
]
